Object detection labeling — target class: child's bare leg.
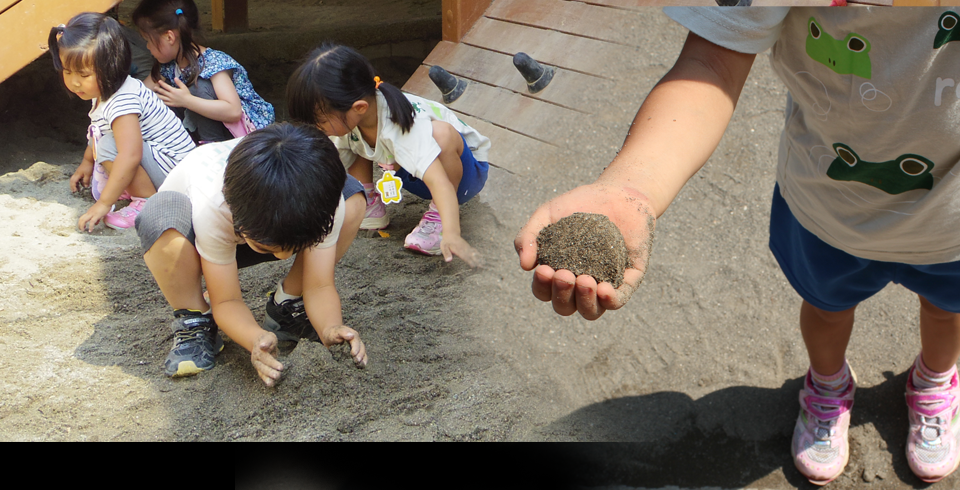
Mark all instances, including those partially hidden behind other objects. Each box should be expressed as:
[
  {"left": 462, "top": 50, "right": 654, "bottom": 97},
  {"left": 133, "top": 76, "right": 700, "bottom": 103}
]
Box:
[
  {"left": 918, "top": 295, "right": 960, "bottom": 372},
  {"left": 800, "top": 300, "right": 857, "bottom": 375},
  {"left": 101, "top": 160, "right": 157, "bottom": 198},
  {"left": 280, "top": 191, "right": 365, "bottom": 296},
  {"left": 431, "top": 120, "right": 464, "bottom": 189},
  {"left": 143, "top": 229, "right": 208, "bottom": 311},
  {"left": 335, "top": 191, "right": 364, "bottom": 259},
  {"left": 348, "top": 158, "right": 374, "bottom": 184}
]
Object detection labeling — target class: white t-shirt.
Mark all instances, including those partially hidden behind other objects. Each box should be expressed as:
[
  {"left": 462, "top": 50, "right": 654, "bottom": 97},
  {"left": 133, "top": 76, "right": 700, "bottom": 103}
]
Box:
[
  {"left": 89, "top": 76, "right": 195, "bottom": 173},
  {"left": 665, "top": 7, "right": 960, "bottom": 264},
  {"left": 159, "top": 138, "right": 345, "bottom": 265},
  {"left": 331, "top": 91, "right": 491, "bottom": 179}
]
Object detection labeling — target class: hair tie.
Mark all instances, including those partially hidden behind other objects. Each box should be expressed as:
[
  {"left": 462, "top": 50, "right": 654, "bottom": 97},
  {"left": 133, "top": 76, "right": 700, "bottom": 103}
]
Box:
[
  {"left": 175, "top": 8, "right": 183, "bottom": 15},
  {"left": 374, "top": 76, "right": 382, "bottom": 89}
]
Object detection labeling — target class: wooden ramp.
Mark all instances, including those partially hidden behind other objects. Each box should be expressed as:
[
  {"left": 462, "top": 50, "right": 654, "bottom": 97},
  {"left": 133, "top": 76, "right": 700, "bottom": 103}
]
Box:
[
  {"left": 0, "top": 0, "right": 122, "bottom": 84},
  {"left": 403, "top": 0, "right": 657, "bottom": 176}
]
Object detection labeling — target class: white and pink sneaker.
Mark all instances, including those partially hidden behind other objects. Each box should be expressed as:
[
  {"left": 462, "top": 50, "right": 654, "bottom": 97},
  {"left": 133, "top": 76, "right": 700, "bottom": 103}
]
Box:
[
  {"left": 791, "top": 367, "right": 857, "bottom": 485},
  {"left": 906, "top": 366, "right": 960, "bottom": 482},
  {"left": 404, "top": 209, "right": 442, "bottom": 256},
  {"left": 361, "top": 188, "right": 389, "bottom": 230},
  {"left": 104, "top": 197, "right": 147, "bottom": 230}
]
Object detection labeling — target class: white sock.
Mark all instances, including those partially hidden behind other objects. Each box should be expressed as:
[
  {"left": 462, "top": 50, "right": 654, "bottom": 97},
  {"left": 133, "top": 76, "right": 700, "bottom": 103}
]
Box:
[{"left": 273, "top": 279, "right": 301, "bottom": 304}]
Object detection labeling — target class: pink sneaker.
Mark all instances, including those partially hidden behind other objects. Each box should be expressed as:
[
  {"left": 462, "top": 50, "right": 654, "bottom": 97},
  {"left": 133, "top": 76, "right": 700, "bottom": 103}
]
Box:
[
  {"left": 906, "top": 367, "right": 960, "bottom": 482},
  {"left": 404, "top": 210, "right": 442, "bottom": 256},
  {"left": 361, "top": 188, "right": 389, "bottom": 230},
  {"left": 104, "top": 197, "right": 147, "bottom": 230},
  {"left": 791, "top": 367, "right": 857, "bottom": 485}
]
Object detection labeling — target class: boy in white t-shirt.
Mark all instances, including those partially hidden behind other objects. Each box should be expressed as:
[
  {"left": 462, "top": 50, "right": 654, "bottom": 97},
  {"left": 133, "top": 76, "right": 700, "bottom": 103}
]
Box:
[{"left": 135, "top": 123, "right": 367, "bottom": 386}]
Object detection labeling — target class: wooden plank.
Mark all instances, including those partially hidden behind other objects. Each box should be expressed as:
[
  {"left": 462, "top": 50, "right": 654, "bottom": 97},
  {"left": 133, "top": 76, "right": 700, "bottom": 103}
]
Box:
[
  {"left": 403, "top": 67, "right": 559, "bottom": 176},
  {"left": 485, "top": 0, "right": 648, "bottom": 47},
  {"left": 404, "top": 64, "right": 582, "bottom": 146},
  {"left": 0, "top": 0, "right": 121, "bottom": 84},
  {"left": 442, "top": 0, "right": 493, "bottom": 43},
  {"left": 211, "top": 0, "right": 248, "bottom": 33},
  {"left": 457, "top": 113, "right": 559, "bottom": 176},
  {"left": 463, "top": 17, "right": 641, "bottom": 80},
  {"left": 423, "top": 41, "right": 610, "bottom": 113},
  {"left": 0, "top": 0, "right": 20, "bottom": 15}
]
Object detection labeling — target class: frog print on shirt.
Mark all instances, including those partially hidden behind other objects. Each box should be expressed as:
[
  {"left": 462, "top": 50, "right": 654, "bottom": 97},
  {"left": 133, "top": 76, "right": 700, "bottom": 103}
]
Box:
[
  {"left": 806, "top": 17, "right": 872, "bottom": 79},
  {"left": 934, "top": 11, "right": 960, "bottom": 48},
  {"left": 826, "top": 143, "right": 935, "bottom": 195}
]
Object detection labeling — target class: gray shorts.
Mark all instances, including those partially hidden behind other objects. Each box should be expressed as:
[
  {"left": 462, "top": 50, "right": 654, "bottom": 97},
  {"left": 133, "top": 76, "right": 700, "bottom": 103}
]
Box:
[
  {"left": 182, "top": 78, "right": 234, "bottom": 143},
  {"left": 94, "top": 132, "right": 167, "bottom": 190},
  {"left": 136, "top": 174, "right": 364, "bottom": 269}
]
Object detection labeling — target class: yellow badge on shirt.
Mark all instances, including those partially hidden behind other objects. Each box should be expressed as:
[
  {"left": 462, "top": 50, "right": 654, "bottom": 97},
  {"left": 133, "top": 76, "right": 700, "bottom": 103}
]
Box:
[{"left": 376, "top": 170, "right": 403, "bottom": 204}]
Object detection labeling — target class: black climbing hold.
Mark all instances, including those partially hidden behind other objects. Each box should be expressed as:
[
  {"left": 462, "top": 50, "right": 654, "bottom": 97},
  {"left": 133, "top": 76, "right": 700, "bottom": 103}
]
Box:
[
  {"left": 513, "top": 52, "right": 554, "bottom": 94},
  {"left": 428, "top": 65, "right": 467, "bottom": 104}
]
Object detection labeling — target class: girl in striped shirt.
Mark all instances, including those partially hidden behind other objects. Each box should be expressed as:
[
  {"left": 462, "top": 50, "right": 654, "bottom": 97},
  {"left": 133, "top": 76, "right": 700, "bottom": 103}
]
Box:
[{"left": 49, "top": 12, "right": 195, "bottom": 232}]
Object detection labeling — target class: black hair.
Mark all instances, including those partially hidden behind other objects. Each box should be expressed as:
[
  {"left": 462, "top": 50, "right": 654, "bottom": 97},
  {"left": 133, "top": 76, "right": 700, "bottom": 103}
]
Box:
[
  {"left": 224, "top": 123, "right": 347, "bottom": 253},
  {"left": 131, "top": 0, "right": 203, "bottom": 86},
  {"left": 287, "top": 42, "right": 415, "bottom": 134},
  {"left": 48, "top": 13, "right": 131, "bottom": 100}
]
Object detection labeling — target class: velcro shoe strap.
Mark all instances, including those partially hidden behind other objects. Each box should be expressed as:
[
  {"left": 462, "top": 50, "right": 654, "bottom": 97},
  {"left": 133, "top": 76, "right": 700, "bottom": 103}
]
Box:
[
  {"left": 800, "top": 391, "right": 853, "bottom": 420},
  {"left": 906, "top": 392, "right": 956, "bottom": 418}
]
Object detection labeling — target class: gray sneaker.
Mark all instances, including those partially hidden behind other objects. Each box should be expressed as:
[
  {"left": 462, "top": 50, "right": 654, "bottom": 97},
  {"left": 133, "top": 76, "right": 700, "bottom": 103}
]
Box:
[{"left": 164, "top": 309, "right": 223, "bottom": 377}]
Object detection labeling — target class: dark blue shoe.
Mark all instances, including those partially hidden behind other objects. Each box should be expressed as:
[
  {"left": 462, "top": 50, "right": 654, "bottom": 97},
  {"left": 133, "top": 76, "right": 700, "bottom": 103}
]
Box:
[
  {"left": 164, "top": 309, "right": 223, "bottom": 377},
  {"left": 263, "top": 292, "right": 319, "bottom": 342}
]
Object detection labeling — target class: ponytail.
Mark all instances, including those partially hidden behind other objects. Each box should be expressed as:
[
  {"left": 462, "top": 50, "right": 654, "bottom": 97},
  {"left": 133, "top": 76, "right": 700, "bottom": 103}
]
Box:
[
  {"left": 50, "top": 14, "right": 130, "bottom": 100},
  {"left": 287, "top": 42, "right": 415, "bottom": 133},
  {"left": 132, "top": 0, "right": 203, "bottom": 86}
]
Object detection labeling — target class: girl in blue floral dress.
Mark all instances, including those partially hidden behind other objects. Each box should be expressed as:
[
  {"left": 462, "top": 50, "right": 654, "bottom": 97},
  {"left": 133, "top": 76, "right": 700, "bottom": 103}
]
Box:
[{"left": 132, "top": 0, "right": 274, "bottom": 143}]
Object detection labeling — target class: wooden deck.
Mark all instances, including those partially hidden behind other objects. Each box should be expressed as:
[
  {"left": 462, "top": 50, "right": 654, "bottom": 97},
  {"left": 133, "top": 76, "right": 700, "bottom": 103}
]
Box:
[{"left": 403, "top": 0, "right": 660, "bottom": 175}]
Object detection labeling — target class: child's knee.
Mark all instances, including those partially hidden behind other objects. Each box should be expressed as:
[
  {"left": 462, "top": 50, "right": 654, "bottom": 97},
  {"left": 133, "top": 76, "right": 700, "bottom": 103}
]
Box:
[
  {"left": 431, "top": 120, "right": 462, "bottom": 154},
  {"left": 344, "top": 192, "right": 365, "bottom": 230}
]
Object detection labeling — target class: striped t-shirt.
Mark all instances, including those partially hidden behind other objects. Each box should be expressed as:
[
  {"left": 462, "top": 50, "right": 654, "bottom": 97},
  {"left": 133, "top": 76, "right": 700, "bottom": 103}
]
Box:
[{"left": 88, "top": 76, "right": 195, "bottom": 174}]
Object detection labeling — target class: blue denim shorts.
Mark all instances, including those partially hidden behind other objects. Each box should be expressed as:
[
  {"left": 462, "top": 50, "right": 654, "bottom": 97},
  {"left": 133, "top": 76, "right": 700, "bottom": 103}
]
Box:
[
  {"left": 769, "top": 184, "right": 960, "bottom": 313},
  {"left": 393, "top": 133, "right": 488, "bottom": 205}
]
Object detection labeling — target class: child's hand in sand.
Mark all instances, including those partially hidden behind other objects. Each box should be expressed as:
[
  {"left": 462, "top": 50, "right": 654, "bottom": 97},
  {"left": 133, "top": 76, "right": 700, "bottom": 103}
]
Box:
[
  {"left": 77, "top": 201, "right": 112, "bottom": 232},
  {"left": 319, "top": 325, "right": 368, "bottom": 367},
  {"left": 70, "top": 160, "right": 94, "bottom": 193},
  {"left": 251, "top": 331, "right": 284, "bottom": 387},
  {"left": 514, "top": 183, "right": 656, "bottom": 320},
  {"left": 441, "top": 235, "right": 483, "bottom": 267}
]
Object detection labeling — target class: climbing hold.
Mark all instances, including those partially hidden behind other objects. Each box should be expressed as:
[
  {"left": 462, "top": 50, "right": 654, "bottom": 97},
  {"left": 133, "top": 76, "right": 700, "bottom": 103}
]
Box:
[
  {"left": 428, "top": 65, "right": 467, "bottom": 104},
  {"left": 513, "top": 52, "right": 554, "bottom": 94}
]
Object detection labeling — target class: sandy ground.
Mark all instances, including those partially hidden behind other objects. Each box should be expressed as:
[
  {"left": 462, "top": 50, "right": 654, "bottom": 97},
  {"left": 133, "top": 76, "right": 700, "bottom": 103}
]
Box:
[{"left": 0, "top": 3, "right": 956, "bottom": 490}]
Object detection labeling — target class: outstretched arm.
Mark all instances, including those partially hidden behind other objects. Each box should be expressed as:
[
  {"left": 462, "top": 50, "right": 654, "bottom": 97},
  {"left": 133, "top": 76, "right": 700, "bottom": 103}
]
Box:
[
  {"left": 515, "top": 32, "right": 757, "bottom": 319},
  {"left": 203, "top": 257, "right": 284, "bottom": 386}
]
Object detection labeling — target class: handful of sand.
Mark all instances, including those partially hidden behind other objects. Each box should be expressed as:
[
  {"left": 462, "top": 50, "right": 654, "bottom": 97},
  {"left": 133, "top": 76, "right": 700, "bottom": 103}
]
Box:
[{"left": 536, "top": 212, "right": 629, "bottom": 288}]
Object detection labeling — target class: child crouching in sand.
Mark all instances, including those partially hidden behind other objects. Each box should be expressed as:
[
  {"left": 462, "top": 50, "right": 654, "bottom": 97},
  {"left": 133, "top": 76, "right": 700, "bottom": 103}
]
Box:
[{"left": 135, "top": 123, "right": 366, "bottom": 386}]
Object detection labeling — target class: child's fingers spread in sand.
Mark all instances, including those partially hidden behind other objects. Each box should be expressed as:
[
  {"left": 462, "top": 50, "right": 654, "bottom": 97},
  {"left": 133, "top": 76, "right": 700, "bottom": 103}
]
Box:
[
  {"left": 323, "top": 326, "right": 367, "bottom": 368},
  {"left": 251, "top": 332, "right": 283, "bottom": 387}
]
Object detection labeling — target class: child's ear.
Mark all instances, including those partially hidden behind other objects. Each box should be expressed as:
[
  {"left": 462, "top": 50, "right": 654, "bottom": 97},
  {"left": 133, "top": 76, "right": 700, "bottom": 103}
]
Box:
[
  {"left": 352, "top": 100, "right": 369, "bottom": 115},
  {"left": 162, "top": 30, "right": 177, "bottom": 45}
]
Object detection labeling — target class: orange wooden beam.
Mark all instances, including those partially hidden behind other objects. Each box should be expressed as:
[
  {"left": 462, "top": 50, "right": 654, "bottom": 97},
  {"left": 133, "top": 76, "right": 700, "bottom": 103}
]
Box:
[
  {"left": 442, "top": 0, "right": 492, "bottom": 43},
  {"left": 211, "top": 0, "right": 248, "bottom": 33}
]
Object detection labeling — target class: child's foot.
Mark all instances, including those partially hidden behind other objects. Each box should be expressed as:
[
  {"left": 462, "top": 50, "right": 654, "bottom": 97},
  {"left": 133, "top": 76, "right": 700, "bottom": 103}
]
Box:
[
  {"left": 404, "top": 209, "right": 442, "bottom": 256},
  {"left": 263, "top": 292, "right": 319, "bottom": 342},
  {"left": 360, "top": 189, "right": 389, "bottom": 230},
  {"left": 791, "top": 367, "right": 857, "bottom": 485},
  {"left": 104, "top": 197, "right": 147, "bottom": 230},
  {"left": 906, "top": 366, "right": 960, "bottom": 482},
  {"left": 164, "top": 309, "right": 223, "bottom": 377}
]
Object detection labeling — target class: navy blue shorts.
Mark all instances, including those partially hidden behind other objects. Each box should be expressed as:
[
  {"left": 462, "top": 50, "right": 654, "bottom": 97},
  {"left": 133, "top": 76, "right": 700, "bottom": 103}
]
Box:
[
  {"left": 394, "top": 133, "right": 488, "bottom": 205},
  {"left": 768, "top": 184, "right": 960, "bottom": 313}
]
